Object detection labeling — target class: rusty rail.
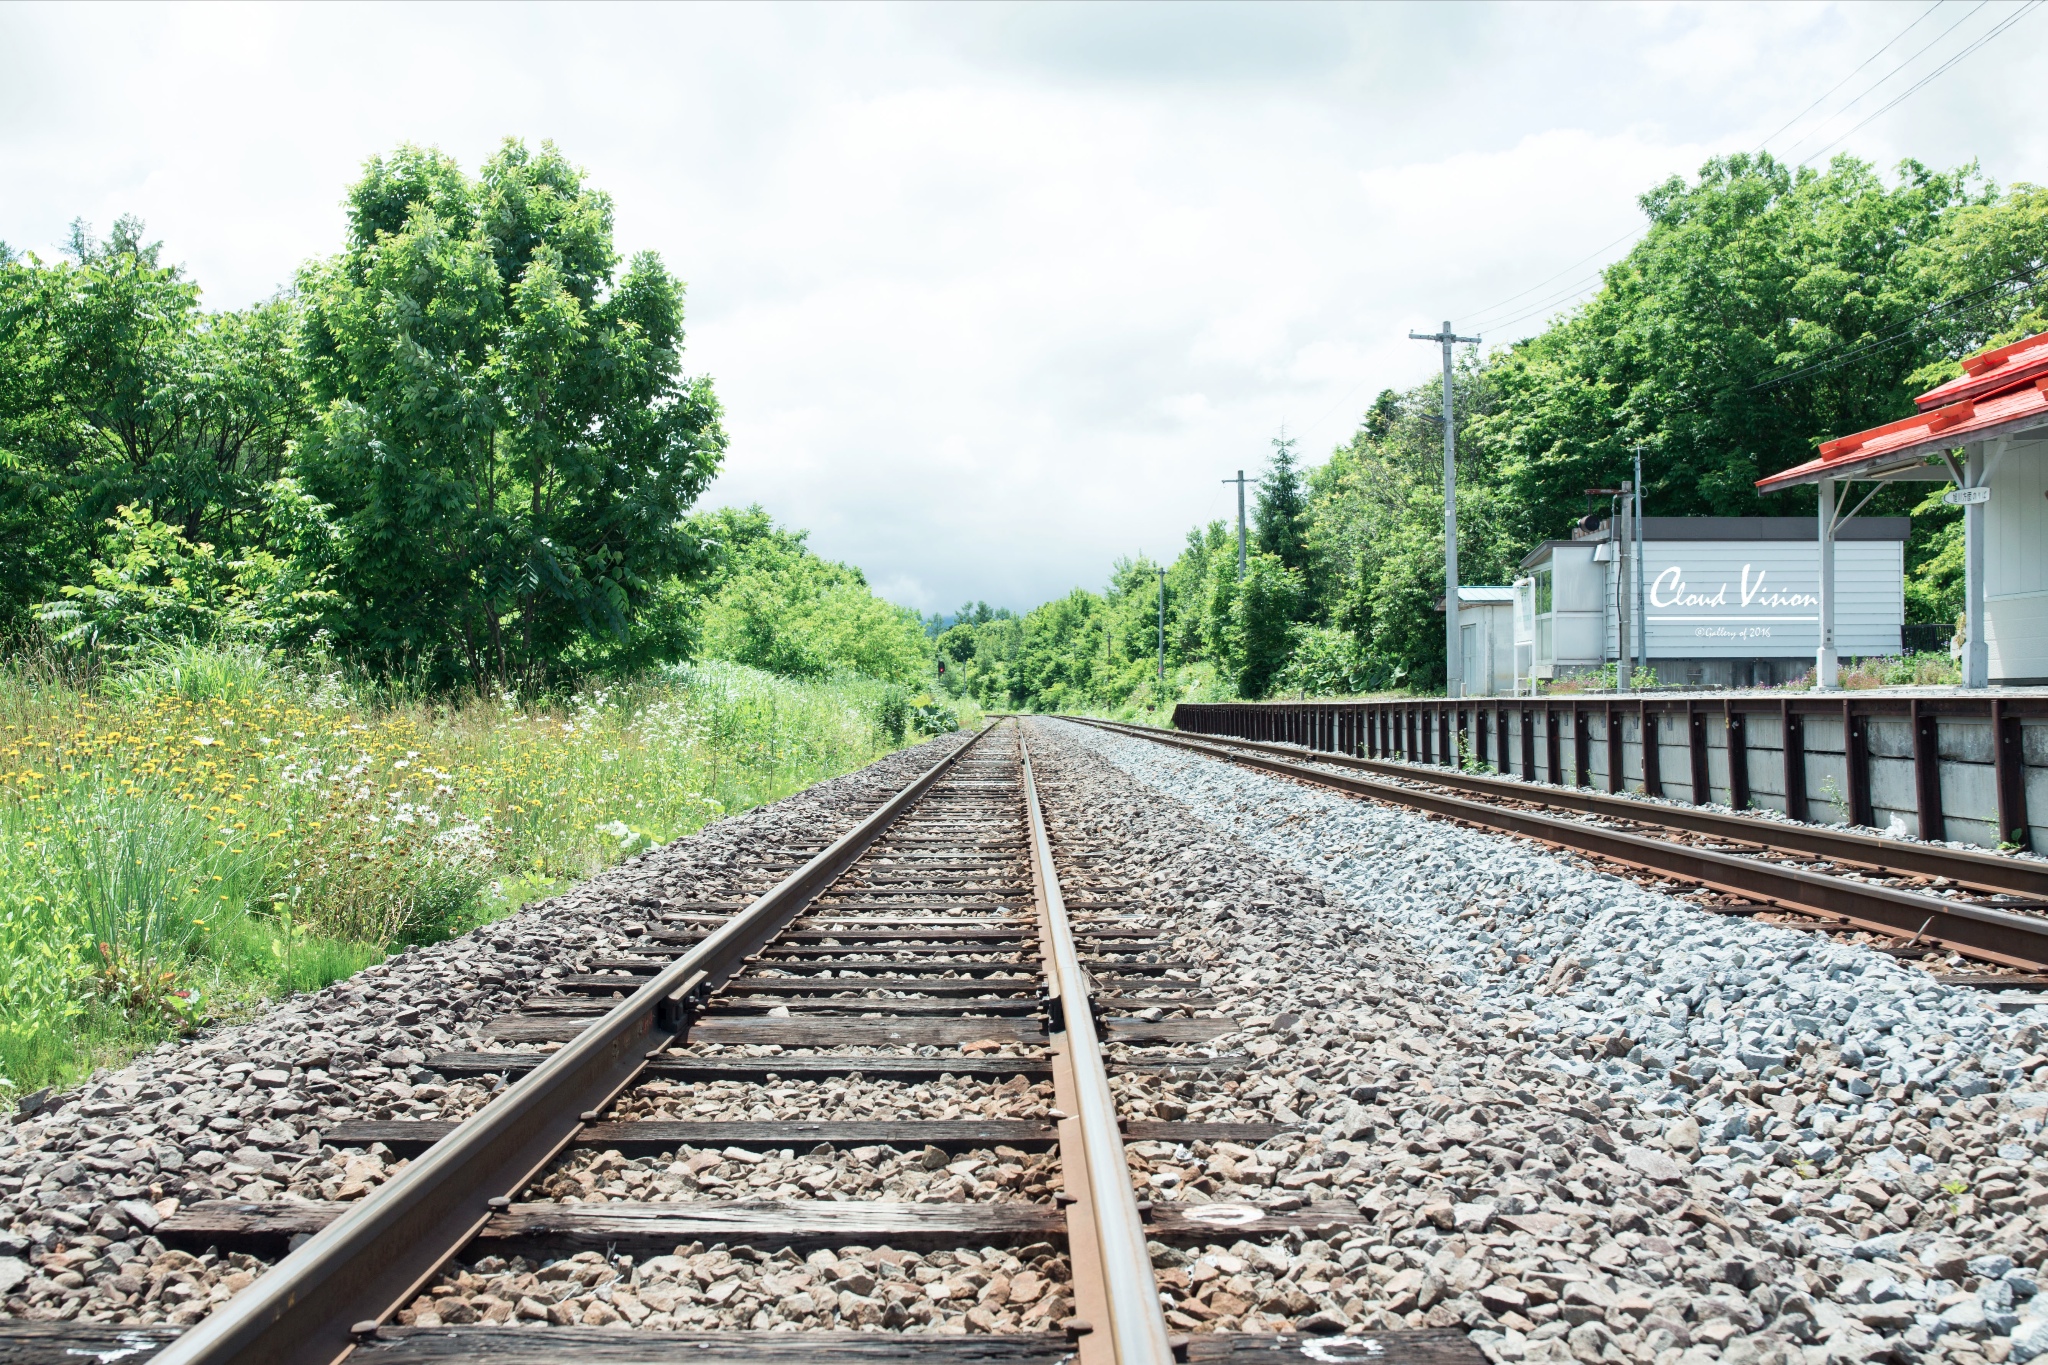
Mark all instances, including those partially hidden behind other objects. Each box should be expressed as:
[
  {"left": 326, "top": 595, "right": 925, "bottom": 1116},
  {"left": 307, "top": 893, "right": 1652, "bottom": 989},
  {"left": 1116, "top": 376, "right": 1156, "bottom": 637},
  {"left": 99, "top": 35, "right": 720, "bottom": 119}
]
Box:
[
  {"left": 1019, "top": 725, "right": 1174, "bottom": 1365},
  {"left": 151, "top": 727, "right": 992, "bottom": 1365}
]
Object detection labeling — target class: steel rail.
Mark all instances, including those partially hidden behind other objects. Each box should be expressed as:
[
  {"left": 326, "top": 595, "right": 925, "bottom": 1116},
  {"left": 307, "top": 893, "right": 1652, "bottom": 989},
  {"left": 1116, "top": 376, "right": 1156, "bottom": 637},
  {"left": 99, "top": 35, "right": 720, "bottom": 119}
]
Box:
[
  {"left": 1082, "top": 718, "right": 2048, "bottom": 900},
  {"left": 1069, "top": 718, "right": 2048, "bottom": 972},
  {"left": 1018, "top": 723, "right": 1175, "bottom": 1365},
  {"left": 153, "top": 725, "right": 991, "bottom": 1365}
]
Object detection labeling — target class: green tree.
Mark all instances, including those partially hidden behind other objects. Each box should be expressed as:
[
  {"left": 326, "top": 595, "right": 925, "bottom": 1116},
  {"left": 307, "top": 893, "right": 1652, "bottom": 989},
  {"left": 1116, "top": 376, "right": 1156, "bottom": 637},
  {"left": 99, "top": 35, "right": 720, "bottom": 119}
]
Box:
[
  {"left": 294, "top": 140, "right": 726, "bottom": 688},
  {"left": 1228, "top": 552, "right": 1300, "bottom": 699},
  {"left": 0, "top": 218, "right": 304, "bottom": 636},
  {"left": 1254, "top": 433, "right": 1310, "bottom": 578},
  {"left": 1479, "top": 154, "right": 1996, "bottom": 536},
  {"left": 39, "top": 498, "right": 336, "bottom": 659},
  {"left": 937, "top": 624, "right": 979, "bottom": 665},
  {"left": 688, "top": 506, "right": 932, "bottom": 685}
]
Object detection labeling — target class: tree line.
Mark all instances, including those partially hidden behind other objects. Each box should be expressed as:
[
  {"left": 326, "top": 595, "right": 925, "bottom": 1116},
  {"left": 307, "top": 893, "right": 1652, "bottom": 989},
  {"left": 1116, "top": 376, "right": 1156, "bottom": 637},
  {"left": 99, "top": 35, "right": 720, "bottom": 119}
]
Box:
[
  {"left": 935, "top": 151, "right": 2047, "bottom": 715},
  {"left": 1, "top": 140, "right": 932, "bottom": 691}
]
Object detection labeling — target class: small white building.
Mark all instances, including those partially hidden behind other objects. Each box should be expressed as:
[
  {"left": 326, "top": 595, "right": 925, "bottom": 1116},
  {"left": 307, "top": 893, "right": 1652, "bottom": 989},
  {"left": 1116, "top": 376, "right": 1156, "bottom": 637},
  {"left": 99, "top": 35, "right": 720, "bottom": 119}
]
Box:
[
  {"left": 1451, "top": 586, "right": 1517, "bottom": 696},
  {"left": 1517, "top": 517, "right": 1910, "bottom": 688}
]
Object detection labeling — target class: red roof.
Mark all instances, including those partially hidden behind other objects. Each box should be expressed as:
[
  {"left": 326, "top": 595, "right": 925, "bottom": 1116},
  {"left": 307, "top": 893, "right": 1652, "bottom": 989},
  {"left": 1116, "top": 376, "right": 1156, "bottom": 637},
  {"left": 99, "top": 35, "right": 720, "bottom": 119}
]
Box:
[
  {"left": 1916, "top": 331, "right": 2048, "bottom": 408},
  {"left": 1757, "top": 330, "right": 2048, "bottom": 492}
]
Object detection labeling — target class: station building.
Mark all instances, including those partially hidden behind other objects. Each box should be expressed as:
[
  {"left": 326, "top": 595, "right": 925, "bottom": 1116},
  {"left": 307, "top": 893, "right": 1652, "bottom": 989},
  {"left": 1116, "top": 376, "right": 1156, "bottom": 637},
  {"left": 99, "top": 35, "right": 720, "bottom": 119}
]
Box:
[
  {"left": 1758, "top": 328, "right": 2048, "bottom": 687},
  {"left": 1514, "top": 516, "right": 1910, "bottom": 689}
]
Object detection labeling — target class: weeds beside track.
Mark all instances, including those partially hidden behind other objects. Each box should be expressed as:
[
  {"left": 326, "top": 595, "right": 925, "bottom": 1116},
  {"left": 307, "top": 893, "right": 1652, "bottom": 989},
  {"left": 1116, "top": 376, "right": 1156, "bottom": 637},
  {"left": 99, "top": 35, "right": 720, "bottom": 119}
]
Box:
[{"left": 0, "top": 650, "right": 970, "bottom": 1097}]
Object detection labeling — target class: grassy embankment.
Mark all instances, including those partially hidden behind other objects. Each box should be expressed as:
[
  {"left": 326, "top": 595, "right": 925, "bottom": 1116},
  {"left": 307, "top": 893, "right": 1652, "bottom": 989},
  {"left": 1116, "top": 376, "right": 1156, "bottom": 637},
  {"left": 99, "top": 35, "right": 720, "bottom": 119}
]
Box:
[{"left": 0, "top": 647, "right": 977, "bottom": 1097}]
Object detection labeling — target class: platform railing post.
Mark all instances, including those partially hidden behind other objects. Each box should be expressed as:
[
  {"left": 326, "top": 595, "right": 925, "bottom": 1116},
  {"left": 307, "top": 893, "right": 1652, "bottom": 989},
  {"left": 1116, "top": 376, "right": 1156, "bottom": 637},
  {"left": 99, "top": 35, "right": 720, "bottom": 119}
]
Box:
[
  {"left": 1994, "top": 700, "right": 2031, "bottom": 851},
  {"left": 1912, "top": 700, "right": 1944, "bottom": 841}
]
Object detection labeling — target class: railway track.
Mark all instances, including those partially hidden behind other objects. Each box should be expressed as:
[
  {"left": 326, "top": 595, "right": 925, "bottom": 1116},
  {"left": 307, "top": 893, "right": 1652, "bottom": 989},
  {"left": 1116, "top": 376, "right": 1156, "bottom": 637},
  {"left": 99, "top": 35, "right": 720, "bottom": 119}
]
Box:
[
  {"left": 39, "top": 721, "right": 1466, "bottom": 1365},
  {"left": 1071, "top": 718, "right": 2048, "bottom": 979}
]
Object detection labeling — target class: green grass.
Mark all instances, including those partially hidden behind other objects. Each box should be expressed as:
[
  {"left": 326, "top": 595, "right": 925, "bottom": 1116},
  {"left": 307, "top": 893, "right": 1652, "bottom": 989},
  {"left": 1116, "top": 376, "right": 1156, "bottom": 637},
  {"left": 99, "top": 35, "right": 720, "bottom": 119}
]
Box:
[{"left": 0, "top": 651, "right": 971, "bottom": 1098}]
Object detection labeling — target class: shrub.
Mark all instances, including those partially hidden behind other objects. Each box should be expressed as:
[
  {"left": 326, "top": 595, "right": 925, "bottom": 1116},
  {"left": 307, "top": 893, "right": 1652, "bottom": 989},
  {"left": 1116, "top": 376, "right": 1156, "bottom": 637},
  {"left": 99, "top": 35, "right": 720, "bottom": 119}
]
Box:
[
  {"left": 1841, "top": 651, "right": 1961, "bottom": 688},
  {"left": 37, "top": 502, "right": 335, "bottom": 661}
]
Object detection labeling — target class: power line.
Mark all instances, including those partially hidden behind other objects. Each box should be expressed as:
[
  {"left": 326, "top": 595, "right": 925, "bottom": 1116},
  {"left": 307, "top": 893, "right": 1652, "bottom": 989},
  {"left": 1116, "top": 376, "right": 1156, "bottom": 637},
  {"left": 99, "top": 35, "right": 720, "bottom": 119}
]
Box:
[
  {"left": 1480, "top": 266, "right": 1622, "bottom": 335},
  {"left": 1459, "top": 226, "right": 1645, "bottom": 329},
  {"left": 1749, "top": 266, "right": 2042, "bottom": 392},
  {"left": 1302, "top": 1, "right": 2035, "bottom": 449},
  {"left": 1453, "top": 0, "right": 2032, "bottom": 341},
  {"left": 1781, "top": 0, "right": 1990, "bottom": 158},
  {"left": 1461, "top": 0, "right": 1955, "bottom": 336},
  {"left": 1799, "top": 1, "right": 2042, "bottom": 165},
  {"left": 1292, "top": 378, "right": 1380, "bottom": 450},
  {"left": 1753, "top": 0, "right": 1945, "bottom": 154}
]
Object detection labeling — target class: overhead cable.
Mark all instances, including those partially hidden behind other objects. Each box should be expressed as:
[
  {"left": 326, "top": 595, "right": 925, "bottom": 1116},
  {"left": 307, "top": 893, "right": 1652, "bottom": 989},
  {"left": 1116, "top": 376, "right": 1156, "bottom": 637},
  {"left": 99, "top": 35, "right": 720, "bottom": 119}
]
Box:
[
  {"left": 1459, "top": 226, "right": 1646, "bottom": 330},
  {"left": 1752, "top": 0, "right": 1946, "bottom": 154},
  {"left": 1799, "top": 0, "right": 2043, "bottom": 165},
  {"left": 1777, "top": 0, "right": 1982, "bottom": 157},
  {"left": 1456, "top": 0, "right": 1958, "bottom": 339}
]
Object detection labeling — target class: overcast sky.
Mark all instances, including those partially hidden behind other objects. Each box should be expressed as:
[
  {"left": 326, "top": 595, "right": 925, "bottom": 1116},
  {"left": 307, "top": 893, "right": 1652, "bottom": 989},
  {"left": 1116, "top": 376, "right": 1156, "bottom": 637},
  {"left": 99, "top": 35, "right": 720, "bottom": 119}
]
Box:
[{"left": 4, "top": 1, "right": 2042, "bottom": 614}]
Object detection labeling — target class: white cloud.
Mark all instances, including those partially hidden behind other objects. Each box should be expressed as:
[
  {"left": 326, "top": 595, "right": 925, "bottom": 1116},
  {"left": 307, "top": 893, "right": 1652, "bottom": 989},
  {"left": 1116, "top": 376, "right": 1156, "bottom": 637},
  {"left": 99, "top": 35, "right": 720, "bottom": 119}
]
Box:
[{"left": 3, "top": 0, "right": 2041, "bottom": 614}]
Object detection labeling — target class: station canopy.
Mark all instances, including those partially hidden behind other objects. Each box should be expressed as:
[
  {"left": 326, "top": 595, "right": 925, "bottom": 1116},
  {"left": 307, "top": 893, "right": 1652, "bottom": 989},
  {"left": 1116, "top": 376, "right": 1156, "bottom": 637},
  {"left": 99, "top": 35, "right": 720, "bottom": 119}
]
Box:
[{"left": 1756, "top": 329, "right": 2048, "bottom": 492}]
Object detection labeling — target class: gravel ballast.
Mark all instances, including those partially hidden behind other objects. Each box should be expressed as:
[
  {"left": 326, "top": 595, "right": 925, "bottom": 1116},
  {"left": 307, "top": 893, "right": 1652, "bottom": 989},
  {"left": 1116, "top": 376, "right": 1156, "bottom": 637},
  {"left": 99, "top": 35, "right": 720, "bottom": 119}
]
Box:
[
  {"left": 10, "top": 713, "right": 2047, "bottom": 1364},
  {"left": 1026, "top": 718, "right": 2048, "bottom": 1365}
]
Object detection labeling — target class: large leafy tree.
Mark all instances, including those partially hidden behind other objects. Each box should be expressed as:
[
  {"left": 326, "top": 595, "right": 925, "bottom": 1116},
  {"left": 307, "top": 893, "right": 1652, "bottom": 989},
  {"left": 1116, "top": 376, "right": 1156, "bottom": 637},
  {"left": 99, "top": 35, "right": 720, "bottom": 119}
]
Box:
[
  {"left": 1228, "top": 551, "right": 1300, "bottom": 699},
  {"left": 0, "top": 218, "right": 303, "bottom": 636},
  {"left": 295, "top": 140, "right": 726, "bottom": 687},
  {"left": 1479, "top": 153, "right": 1998, "bottom": 534}
]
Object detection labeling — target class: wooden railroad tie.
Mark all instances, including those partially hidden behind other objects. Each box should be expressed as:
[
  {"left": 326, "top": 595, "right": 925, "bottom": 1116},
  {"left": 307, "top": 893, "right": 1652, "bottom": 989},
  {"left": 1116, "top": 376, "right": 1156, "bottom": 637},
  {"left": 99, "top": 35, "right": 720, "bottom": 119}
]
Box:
[{"left": 160, "top": 1196, "right": 1372, "bottom": 1257}]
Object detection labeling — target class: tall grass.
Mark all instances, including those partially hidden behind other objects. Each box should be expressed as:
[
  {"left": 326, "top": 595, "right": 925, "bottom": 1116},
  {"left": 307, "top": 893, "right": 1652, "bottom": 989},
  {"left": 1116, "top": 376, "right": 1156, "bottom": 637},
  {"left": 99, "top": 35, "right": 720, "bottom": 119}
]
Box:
[{"left": 0, "top": 651, "right": 956, "bottom": 1096}]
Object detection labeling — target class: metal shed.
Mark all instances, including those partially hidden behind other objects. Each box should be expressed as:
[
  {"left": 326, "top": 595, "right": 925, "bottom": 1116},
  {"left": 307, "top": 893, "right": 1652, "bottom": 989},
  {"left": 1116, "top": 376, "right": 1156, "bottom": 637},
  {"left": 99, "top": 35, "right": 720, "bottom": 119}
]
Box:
[{"left": 1451, "top": 585, "right": 1517, "bottom": 696}]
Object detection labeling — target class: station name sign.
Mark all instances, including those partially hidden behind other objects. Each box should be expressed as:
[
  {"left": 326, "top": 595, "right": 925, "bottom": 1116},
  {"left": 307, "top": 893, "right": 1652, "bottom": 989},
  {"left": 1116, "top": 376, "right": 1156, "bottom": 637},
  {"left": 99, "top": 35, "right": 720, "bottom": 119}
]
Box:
[
  {"left": 1648, "top": 565, "right": 1818, "bottom": 616},
  {"left": 1647, "top": 564, "right": 1817, "bottom": 643}
]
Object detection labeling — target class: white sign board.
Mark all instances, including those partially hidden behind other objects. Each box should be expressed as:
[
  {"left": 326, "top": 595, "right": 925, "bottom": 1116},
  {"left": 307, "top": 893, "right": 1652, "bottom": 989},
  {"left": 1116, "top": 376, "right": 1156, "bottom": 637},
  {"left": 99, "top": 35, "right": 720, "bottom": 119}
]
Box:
[
  {"left": 1630, "top": 541, "right": 1902, "bottom": 658},
  {"left": 1942, "top": 486, "right": 1990, "bottom": 507}
]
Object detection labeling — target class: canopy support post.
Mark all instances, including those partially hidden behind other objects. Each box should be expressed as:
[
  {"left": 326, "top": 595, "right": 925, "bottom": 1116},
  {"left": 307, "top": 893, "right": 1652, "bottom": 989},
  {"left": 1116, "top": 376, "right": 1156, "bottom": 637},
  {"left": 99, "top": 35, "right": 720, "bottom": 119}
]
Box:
[
  {"left": 1963, "top": 445, "right": 1989, "bottom": 688},
  {"left": 1816, "top": 477, "right": 1839, "bottom": 689}
]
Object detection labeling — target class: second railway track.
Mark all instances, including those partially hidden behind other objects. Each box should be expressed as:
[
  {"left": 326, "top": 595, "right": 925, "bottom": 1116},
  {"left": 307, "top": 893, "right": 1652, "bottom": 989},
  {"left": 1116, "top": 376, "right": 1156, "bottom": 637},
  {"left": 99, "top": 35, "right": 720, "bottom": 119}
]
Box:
[
  {"left": 108, "top": 720, "right": 1421, "bottom": 1365},
  {"left": 1070, "top": 718, "right": 2048, "bottom": 981}
]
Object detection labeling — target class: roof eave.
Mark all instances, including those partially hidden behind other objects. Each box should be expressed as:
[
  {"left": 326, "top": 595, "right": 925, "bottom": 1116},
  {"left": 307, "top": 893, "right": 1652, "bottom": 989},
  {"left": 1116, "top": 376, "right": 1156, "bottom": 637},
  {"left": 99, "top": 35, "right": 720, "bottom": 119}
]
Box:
[{"left": 1757, "top": 407, "right": 2048, "bottom": 494}]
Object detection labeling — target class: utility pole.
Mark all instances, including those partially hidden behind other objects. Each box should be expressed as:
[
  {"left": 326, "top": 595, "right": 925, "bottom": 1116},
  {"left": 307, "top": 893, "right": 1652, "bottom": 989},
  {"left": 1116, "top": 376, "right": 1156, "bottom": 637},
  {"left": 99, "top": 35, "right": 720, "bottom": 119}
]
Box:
[
  {"left": 1221, "top": 470, "right": 1250, "bottom": 580},
  {"left": 1633, "top": 446, "right": 1648, "bottom": 676},
  {"left": 1616, "top": 481, "right": 1632, "bottom": 696},
  {"left": 1409, "top": 320, "right": 1481, "bottom": 697},
  {"left": 1156, "top": 568, "right": 1167, "bottom": 680}
]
